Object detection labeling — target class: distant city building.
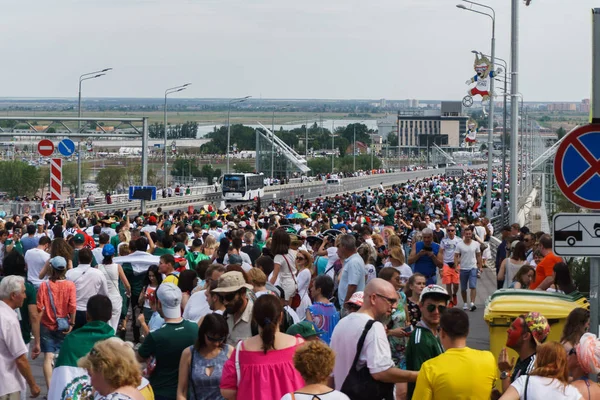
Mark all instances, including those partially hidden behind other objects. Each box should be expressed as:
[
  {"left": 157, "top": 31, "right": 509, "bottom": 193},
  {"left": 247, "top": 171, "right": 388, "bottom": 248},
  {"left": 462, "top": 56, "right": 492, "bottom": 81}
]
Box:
[
  {"left": 394, "top": 101, "right": 468, "bottom": 148},
  {"left": 546, "top": 103, "right": 577, "bottom": 111},
  {"left": 380, "top": 99, "right": 387, "bottom": 108},
  {"left": 405, "top": 99, "right": 419, "bottom": 108},
  {"left": 580, "top": 99, "right": 590, "bottom": 113},
  {"left": 346, "top": 141, "right": 368, "bottom": 155}
]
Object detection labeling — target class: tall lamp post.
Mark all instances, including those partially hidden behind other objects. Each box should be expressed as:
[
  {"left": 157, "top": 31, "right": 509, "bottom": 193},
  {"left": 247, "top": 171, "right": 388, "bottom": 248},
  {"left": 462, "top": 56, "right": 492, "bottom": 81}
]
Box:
[
  {"left": 227, "top": 96, "right": 251, "bottom": 174},
  {"left": 164, "top": 83, "right": 191, "bottom": 189},
  {"left": 77, "top": 68, "right": 112, "bottom": 198},
  {"left": 477, "top": 51, "right": 508, "bottom": 221},
  {"left": 458, "top": 0, "right": 496, "bottom": 218}
]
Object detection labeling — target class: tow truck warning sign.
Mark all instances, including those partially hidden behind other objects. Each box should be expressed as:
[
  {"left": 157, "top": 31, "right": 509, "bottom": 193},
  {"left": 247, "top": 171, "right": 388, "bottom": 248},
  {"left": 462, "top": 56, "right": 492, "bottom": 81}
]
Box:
[{"left": 553, "top": 213, "right": 600, "bottom": 256}]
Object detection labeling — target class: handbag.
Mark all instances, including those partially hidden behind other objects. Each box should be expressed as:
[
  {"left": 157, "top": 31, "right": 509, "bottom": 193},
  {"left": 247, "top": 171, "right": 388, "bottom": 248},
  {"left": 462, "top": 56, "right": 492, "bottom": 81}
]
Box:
[
  {"left": 283, "top": 255, "right": 301, "bottom": 309},
  {"left": 341, "top": 320, "right": 394, "bottom": 400},
  {"left": 46, "top": 281, "right": 70, "bottom": 332}
]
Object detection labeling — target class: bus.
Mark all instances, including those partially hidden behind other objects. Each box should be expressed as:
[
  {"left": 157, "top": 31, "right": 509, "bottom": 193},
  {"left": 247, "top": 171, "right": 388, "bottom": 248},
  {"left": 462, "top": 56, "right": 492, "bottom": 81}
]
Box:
[{"left": 221, "top": 173, "right": 265, "bottom": 201}]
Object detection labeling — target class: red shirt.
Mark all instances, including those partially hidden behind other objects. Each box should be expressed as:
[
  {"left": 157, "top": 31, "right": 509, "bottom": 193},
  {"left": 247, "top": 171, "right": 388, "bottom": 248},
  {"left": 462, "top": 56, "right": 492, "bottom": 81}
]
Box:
[{"left": 530, "top": 251, "right": 563, "bottom": 290}]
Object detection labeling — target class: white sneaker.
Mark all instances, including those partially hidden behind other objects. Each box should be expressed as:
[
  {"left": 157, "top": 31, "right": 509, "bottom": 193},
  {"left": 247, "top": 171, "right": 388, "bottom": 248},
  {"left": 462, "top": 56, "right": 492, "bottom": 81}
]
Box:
[
  {"left": 463, "top": 303, "right": 469, "bottom": 310},
  {"left": 470, "top": 302, "right": 477, "bottom": 312}
]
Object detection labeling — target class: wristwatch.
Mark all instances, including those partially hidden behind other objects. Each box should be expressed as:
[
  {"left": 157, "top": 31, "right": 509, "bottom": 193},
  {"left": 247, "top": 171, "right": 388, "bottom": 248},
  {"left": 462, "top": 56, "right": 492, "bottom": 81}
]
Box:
[{"left": 500, "top": 371, "right": 510, "bottom": 380}]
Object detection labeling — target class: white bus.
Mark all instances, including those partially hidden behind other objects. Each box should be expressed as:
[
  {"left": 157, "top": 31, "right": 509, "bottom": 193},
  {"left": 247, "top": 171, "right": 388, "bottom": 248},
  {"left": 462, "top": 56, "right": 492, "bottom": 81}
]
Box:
[{"left": 221, "top": 173, "right": 265, "bottom": 201}]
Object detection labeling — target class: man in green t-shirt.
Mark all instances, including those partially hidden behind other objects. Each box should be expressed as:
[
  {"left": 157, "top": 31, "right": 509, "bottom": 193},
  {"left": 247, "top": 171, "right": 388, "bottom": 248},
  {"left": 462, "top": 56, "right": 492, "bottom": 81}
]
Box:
[
  {"left": 376, "top": 197, "right": 396, "bottom": 227},
  {"left": 406, "top": 285, "right": 450, "bottom": 399},
  {"left": 138, "top": 283, "right": 197, "bottom": 399},
  {"left": 185, "top": 239, "right": 209, "bottom": 271}
]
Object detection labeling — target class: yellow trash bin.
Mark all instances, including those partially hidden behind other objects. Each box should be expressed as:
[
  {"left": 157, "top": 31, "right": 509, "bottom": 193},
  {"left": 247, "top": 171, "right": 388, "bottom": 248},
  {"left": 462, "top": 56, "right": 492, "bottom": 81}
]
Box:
[{"left": 483, "top": 289, "right": 589, "bottom": 390}]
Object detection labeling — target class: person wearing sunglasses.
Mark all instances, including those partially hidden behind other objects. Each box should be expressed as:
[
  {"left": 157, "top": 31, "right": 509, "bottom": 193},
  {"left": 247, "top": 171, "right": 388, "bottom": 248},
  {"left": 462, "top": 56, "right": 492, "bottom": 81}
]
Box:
[
  {"left": 177, "top": 313, "right": 232, "bottom": 400},
  {"left": 413, "top": 308, "right": 496, "bottom": 400},
  {"left": 212, "top": 271, "right": 255, "bottom": 346},
  {"left": 405, "top": 284, "right": 450, "bottom": 400},
  {"left": 330, "top": 278, "right": 418, "bottom": 398}
]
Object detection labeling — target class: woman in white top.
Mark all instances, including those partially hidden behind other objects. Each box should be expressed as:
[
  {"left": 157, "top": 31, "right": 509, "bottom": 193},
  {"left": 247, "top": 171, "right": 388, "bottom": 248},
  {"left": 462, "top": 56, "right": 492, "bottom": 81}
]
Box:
[
  {"left": 498, "top": 241, "right": 527, "bottom": 288},
  {"left": 98, "top": 244, "right": 131, "bottom": 332},
  {"left": 500, "top": 342, "right": 582, "bottom": 400},
  {"left": 281, "top": 340, "right": 349, "bottom": 400},
  {"left": 294, "top": 250, "right": 313, "bottom": 320},
  {"left": 269, "top": 229, "right": 297, "bottom": 302}
]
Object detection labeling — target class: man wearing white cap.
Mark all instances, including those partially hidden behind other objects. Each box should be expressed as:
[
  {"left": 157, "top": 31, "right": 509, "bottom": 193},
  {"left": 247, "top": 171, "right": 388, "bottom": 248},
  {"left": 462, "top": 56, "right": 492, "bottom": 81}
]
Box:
[{"left": 137, "top": 283, "right": 197, "bottom": 400}]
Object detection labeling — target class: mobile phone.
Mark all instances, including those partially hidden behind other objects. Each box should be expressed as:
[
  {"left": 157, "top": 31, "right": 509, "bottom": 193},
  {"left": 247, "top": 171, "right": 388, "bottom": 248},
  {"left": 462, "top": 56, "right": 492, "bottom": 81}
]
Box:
[
  {"left": 403, "top": 326, "right": 414, "bottom": 333},
  {"left": 423, "top": 246, "right": 432, "bottom": 252}
]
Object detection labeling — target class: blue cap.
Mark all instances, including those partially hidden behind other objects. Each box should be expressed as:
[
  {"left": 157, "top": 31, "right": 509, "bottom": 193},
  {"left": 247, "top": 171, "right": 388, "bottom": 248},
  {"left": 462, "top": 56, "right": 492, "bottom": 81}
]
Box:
[
  {"left": 50, "top": 256, "right": 67, "bottom": 270},
  {"left": 102, "top": 244, "right": 116, "bottom": 257}
]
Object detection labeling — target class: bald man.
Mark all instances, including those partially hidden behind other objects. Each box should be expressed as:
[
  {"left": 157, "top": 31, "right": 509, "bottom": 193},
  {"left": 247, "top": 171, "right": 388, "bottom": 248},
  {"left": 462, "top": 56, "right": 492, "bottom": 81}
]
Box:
[{"left": 330, "top": 278, "right": 418, "bottom": 396}]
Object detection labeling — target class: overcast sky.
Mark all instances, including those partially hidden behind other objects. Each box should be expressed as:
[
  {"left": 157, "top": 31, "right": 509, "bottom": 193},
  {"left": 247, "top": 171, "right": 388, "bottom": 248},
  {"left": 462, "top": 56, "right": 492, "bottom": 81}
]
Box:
[{"left": 0, "top": 0, "right": 595, "bottom": 101}]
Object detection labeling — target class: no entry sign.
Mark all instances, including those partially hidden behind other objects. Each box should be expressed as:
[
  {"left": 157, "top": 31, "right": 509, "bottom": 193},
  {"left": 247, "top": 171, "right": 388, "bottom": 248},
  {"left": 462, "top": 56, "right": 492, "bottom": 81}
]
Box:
[
  {"left": 554, "top": 124, "right": 600, "bottom": 209},
  {"left": 37, "top": 139, "right": 54, "bottom": 157}
]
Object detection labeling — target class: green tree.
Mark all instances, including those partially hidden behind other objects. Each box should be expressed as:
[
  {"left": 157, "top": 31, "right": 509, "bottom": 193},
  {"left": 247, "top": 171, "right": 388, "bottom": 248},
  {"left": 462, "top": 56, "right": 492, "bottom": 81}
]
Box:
[
  {"left": 62, "top": 162, "right": 91, "bottom": 193},
  {"left": 96, "top": 167, "right": 127, "bottom": 193},
  {"left": 336, "top": 137, "right": 350, "bottom": 157},
  {"left": 556, "top": 127, "right": 567, "bottom": 139},
  {"left": 171, "top": 158, "right": 200, "bottom": 179},
  {"left": 307, "top": 157, "right": 332, "bottom": 175},
  {"left": 0, "top": 161, "right": 42, "bottom": 197},
  {"left": 199, "top": 165, "right": 222, "bottom": 184}
]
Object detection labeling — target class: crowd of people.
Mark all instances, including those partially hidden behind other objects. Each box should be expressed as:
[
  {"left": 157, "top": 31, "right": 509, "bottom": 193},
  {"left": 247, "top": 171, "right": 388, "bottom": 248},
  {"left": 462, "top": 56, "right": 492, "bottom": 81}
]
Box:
[{"left": 0, "top": 168, "right": 596, "bottom": 400}]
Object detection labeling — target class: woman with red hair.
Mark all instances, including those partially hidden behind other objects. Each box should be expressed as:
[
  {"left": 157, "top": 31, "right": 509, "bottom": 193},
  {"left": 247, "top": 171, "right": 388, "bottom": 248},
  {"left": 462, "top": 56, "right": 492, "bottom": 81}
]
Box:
[{"left": 500, "top": 341, "right": 582, "bottom": 399}]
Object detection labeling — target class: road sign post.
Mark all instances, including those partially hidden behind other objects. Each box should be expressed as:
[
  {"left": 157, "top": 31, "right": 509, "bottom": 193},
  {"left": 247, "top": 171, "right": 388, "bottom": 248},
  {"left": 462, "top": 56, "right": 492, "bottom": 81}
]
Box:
[
  {"left": 50, "top": 158, "right": 62, "bottom": 200},
  {"left": 37, "top": 139, "right": 54, "bottom": 157},
  {"left": 58, "top": 138, "right": 76, "bottom": 157}
]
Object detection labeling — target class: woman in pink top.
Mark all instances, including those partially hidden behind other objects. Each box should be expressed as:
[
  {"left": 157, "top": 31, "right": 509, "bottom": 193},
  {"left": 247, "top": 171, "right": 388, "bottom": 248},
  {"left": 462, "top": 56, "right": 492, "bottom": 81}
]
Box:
[{"left": 220, "top": 294, "right": 305, "bottom": 400}]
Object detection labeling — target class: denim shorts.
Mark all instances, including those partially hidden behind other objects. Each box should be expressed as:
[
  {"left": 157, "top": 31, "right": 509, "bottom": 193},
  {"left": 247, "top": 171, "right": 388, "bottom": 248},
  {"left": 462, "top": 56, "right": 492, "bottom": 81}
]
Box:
[
  {"left": 40, "top": 324, "right": 66, "bottom": 353},
  {"left": 460, "top": 268, "right": 478, "bottom": 290}
]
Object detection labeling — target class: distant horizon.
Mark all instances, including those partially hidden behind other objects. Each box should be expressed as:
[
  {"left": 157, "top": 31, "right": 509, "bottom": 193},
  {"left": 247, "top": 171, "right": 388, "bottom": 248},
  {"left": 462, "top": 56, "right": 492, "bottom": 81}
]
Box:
[{"left": 0, "top": 96, "right": 588, "bottom": 104}]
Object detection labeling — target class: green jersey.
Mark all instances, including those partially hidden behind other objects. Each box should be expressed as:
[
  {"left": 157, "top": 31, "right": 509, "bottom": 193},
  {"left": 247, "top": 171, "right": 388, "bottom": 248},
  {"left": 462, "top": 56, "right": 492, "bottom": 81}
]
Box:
[
  {"left": 121, "top": 262, "right": 145, "bottom": 298},
  {"left": 138, "top": 319, "right": 197, "bottom": 399},
  {"left": 406, "top": 324, "right": 444, "bottom": 399},
  {"left": 185, "top": 251, "right": 209, "bottom": 270},
  {"left": 383, "top": 207, "right": 396, "bottom": 226},
  {"left": 153, "top": 247, "right": 174, "bottom": 257}
]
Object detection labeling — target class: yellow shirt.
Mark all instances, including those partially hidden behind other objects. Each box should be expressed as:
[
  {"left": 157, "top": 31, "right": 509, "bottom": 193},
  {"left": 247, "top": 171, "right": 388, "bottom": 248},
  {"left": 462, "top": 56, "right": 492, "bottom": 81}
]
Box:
[
  {"left": 413, "top": 347, "right": 496, "bottom": 400},
  {"left": 163, "top": 273, "right": 179, "bottom": 286}
]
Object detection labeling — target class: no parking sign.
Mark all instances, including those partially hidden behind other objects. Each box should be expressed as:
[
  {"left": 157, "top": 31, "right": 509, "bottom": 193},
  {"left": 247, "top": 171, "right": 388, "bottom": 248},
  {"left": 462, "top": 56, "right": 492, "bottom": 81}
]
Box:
[{"left": 554, "top": 124, "right": 600, "bottom": 209}]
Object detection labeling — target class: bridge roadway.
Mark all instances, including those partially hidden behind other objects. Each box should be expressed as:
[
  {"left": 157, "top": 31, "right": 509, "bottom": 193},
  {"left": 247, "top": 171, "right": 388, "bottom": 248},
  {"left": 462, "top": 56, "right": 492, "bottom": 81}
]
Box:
[
  {"left": 26, "top": 165, "right": 496, "bottom": 397},
  {"left": 66, "top": 167, "right": 453, "bottom": 215}
]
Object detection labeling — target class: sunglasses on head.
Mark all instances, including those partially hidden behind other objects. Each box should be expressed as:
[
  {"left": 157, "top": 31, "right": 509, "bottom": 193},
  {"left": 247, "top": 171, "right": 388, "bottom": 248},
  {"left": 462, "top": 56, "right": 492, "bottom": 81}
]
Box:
[{"left": 426, "top": 304, "right": 447, "bottom": 313}]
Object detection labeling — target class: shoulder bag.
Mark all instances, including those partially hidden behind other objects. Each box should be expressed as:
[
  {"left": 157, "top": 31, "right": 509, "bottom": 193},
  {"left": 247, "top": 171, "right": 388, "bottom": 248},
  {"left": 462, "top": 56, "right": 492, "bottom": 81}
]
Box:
[
  {"left": 46, "top": 281, "right": 70, "bottom": 332},
  {"left": 283, "top": 254, "right": 301, "bottom": 309},
  {"left": 341, "top": 320, "right": 394, "bottom": 400}
]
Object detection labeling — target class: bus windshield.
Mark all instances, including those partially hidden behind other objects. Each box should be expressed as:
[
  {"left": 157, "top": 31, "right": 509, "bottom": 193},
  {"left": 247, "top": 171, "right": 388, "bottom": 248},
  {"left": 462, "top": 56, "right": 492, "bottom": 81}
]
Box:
[{"left": 222, "top": 175, "right": 245, "bottom": 192}]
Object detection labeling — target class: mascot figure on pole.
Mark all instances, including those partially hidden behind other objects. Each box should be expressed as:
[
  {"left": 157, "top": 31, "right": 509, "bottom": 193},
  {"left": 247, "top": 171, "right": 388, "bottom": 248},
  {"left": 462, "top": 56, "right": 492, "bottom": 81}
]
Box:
[{"left": 462, "top": 52, "right": 503, "bottom": 115}]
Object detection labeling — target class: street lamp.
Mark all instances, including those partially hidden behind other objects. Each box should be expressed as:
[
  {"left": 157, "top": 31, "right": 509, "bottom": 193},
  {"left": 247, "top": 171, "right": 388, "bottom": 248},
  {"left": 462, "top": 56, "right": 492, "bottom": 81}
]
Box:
[
  {"left": 227, "top": 96, "right": 251, "bottom": 174},
  {"left": 476, "top": 50, "right": 509, "bottom": 221},
  {"left": 457, "top": 0, "right": 496, "bottom": 218},
  {"left": 77, "top": 68, "right": 112, "bottom": 198},
  {"left": 164, "top": 83, "right": 191, "bottom": 190}
]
